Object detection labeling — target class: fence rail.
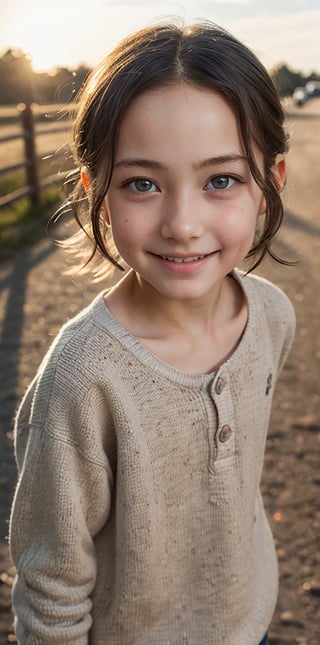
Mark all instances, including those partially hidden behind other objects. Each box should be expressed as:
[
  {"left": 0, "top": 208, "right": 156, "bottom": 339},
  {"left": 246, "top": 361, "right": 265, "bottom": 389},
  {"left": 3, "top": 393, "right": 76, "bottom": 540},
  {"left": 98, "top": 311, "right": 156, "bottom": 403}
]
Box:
[{"left": 0, "top": 103, "right": 72, "bottom": 209}]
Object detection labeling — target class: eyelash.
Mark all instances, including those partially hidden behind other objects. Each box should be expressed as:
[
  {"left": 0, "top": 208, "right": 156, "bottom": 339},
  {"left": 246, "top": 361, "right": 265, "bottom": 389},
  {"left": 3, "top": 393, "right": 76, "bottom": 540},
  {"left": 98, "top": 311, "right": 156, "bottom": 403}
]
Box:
[{"left": 122, "top": 174, "right": 242, "bottom": 194}]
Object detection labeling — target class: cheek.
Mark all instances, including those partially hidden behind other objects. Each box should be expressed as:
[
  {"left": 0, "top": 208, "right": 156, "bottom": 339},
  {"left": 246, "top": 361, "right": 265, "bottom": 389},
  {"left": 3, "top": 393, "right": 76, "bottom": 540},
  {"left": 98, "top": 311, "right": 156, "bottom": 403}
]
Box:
[
  {"left": 105, "top": 197, "right": 131, "bottom": 249},
  {"left": 218, "top": 204, "right": 258, "bottom": 248},
  {"left": 110, "top": 219, "right": 131, "bottom": 254},
  {"left": 109, "top": 212, "right": 145, "bottom": 263}
]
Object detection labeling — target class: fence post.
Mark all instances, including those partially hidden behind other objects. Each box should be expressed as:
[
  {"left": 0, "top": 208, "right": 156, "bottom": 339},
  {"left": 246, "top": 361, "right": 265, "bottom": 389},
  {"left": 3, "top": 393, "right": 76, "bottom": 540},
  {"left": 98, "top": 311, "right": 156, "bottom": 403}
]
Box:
[{"left": 19, "top": 102, "right": 40, "bottom": 205}]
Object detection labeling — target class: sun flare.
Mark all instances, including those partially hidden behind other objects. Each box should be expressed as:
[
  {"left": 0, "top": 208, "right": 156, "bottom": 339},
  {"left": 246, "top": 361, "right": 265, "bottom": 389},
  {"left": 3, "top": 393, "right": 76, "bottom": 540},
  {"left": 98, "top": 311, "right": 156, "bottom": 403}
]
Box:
[{"left": 5, "top": 5, "right": 73, "bottom": 73}]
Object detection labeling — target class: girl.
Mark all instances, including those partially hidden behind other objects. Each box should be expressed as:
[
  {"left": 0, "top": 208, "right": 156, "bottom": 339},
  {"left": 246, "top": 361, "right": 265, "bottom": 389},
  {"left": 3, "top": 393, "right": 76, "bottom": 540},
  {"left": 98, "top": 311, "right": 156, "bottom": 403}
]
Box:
[{"left": 9, "top": 21, "right": 295, "bottom": 645}]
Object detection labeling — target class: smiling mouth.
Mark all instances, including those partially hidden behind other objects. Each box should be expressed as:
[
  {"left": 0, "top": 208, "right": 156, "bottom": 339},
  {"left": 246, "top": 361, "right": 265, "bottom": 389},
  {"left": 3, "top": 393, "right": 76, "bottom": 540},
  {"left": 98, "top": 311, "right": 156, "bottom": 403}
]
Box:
[{"left": 160, "top": 255, "right": 207, "bottom": 263}]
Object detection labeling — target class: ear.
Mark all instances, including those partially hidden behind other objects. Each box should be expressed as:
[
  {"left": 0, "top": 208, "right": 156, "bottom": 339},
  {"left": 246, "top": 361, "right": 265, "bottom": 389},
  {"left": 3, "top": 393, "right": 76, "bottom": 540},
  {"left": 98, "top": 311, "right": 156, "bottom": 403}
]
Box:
[
  {"left": 271, "top": 155, "right": 286, "bottom": 192},
  {"left": 258, "top": 155, "right": 286, "bottom": 216},
  {"left": 81, "top": 168, "right": 111, "bottom": 225},
  {"left": 81, "top": 166, "right": 91, "bottom": 194}
]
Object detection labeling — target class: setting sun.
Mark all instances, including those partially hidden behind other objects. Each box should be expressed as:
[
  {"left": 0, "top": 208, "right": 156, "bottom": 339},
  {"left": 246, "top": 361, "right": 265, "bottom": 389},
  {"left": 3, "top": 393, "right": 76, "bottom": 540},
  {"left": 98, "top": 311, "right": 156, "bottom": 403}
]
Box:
[{"left": 4, "top": 4, "right": 76, "bottom": 72}]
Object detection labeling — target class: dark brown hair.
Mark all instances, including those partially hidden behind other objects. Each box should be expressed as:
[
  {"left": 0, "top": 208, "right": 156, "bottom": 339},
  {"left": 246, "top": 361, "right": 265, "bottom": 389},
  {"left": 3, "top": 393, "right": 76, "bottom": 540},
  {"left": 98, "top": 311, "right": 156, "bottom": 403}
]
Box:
[{"left": 64, "top": 20, "right": 289, "bottom": 277}]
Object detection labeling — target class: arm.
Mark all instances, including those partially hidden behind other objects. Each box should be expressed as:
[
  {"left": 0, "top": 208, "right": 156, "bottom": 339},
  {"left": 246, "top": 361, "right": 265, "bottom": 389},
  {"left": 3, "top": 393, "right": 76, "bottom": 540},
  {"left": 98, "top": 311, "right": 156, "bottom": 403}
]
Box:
[{"left": 10, "top": 365, "right": 113, "bottom": 644}]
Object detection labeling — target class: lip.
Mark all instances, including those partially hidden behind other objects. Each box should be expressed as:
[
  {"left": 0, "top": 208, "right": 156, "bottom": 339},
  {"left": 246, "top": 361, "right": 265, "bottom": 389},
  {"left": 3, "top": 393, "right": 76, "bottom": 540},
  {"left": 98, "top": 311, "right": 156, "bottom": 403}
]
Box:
[{"left": 151, "top": 251, "right": 218, "bottom": 273}]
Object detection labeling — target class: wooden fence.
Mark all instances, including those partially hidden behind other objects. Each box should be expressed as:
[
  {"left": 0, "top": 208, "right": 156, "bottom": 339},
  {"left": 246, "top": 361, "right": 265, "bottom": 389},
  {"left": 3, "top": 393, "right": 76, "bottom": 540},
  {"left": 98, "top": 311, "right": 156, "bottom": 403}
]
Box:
[{"left": 0, "top": 103, "right": 72, "bottom": 209}]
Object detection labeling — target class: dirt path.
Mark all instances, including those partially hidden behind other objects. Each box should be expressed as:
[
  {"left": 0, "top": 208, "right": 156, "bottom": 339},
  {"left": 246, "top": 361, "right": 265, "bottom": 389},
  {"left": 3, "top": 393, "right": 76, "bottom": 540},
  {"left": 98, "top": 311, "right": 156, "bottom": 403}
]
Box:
[{"left": 0, "top": 99, "right": 319, "bottom": 644}]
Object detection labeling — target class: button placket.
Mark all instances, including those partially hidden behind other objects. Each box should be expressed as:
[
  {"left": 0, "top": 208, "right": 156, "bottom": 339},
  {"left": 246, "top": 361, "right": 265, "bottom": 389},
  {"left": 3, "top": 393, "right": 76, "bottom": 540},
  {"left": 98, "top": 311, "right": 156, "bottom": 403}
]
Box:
[{"left": 210, "top": 369, "right": 236, "bottom": 464}]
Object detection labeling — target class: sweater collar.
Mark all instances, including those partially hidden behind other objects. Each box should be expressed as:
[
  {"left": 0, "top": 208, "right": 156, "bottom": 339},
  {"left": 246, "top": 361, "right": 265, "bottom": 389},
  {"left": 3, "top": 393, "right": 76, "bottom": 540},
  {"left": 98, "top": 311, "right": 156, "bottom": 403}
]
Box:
[{"left": 92, "top": 269, "right": 264, "bottom": 389}]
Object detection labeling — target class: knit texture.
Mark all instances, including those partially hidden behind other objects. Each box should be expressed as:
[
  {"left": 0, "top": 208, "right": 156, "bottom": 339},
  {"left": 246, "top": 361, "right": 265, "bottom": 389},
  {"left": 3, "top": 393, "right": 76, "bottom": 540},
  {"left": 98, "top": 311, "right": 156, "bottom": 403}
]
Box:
[{"left": 9, "top": 271, "right": 295, "bottom": 645}]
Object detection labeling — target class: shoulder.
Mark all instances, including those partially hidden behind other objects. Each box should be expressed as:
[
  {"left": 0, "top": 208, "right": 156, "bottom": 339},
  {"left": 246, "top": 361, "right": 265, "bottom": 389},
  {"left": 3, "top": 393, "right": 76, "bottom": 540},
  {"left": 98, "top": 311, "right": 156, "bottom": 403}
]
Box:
[
  {"left": 236, "top": 270, "right": 296, "bottom": 373},
  {"left": 40, "top": 291, "right": 107, "bottom": 372},
  {"left": 28, "top": 291, "right": 118, "bottom": 413},
  {"left": 238, "top": 270, "right": 296, "bottom": 329}
]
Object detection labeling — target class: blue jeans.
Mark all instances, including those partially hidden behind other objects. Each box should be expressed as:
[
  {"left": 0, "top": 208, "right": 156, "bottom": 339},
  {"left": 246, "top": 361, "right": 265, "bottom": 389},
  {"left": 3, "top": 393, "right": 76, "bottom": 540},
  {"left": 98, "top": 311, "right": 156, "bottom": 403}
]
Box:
[{"left": 259, "top": 634, "right": 268, "bottom": 645}]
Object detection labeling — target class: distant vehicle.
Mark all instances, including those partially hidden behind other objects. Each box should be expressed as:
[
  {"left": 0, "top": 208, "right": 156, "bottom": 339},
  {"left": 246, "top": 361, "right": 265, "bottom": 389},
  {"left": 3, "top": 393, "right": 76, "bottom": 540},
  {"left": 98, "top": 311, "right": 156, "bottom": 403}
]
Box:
[
  {"left": 292, "top": 86, "right": 308, "bottom": 106},
  {"left": 305, "top": 81, "right": 320, "bottom": 97}
]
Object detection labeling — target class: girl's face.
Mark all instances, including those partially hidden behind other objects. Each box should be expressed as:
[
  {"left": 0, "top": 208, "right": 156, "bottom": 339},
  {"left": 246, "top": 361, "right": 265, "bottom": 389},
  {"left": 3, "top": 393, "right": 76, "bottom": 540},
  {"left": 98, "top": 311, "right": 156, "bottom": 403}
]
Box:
[{"left": 104, "top": 83, "right": 282, "bottom": 303}]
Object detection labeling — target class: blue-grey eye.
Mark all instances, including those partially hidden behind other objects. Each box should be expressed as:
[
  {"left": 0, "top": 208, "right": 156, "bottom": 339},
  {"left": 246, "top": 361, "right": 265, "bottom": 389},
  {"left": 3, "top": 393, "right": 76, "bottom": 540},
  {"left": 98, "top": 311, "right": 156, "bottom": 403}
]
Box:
[
  {"left": 129, "top": 178, "right": 157, "bottom": 192},
  {"left": 206, "top": 175, "right": 236, "bottom": 190}
]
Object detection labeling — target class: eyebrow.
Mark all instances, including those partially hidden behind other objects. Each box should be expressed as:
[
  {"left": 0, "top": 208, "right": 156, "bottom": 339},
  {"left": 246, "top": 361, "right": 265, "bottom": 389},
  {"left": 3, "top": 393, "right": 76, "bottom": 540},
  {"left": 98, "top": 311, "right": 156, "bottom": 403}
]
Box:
[
  {"left": 114, "top": 158, "right": 166, "bottom": 170},
  {"left": 193, "top": 154, "right": 248, "bottom": 170},
  {"left": 113, "top": 154, "right": 248, "bottom": 171}
]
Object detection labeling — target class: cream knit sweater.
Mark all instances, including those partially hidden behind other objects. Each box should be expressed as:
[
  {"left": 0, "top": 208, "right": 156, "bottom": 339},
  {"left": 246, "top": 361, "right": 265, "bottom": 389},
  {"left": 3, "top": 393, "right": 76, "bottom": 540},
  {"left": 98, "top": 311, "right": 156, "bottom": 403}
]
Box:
[{"left": 10, "top": 271, "right": 295, "bottom": 645}]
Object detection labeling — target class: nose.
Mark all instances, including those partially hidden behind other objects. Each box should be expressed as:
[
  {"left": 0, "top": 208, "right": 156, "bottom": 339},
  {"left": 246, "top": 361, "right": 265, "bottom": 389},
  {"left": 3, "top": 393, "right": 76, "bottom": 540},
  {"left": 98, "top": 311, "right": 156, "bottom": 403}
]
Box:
[{"left": 160, "top": 193, "right": 204, "bottom": 242}]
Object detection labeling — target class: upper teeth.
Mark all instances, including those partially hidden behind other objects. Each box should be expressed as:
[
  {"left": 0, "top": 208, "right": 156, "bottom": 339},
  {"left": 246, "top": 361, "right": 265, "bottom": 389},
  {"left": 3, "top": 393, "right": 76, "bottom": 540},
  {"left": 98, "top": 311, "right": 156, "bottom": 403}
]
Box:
[{"left": 162, "top": 255, "right": 205, "bottom": 263}]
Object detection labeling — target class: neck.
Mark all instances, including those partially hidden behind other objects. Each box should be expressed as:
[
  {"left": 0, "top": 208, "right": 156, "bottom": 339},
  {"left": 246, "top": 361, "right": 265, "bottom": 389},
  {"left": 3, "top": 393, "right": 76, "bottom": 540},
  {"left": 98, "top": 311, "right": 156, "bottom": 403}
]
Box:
[{"left": 108, "top": 270, "right": 241, "bottom": 340}]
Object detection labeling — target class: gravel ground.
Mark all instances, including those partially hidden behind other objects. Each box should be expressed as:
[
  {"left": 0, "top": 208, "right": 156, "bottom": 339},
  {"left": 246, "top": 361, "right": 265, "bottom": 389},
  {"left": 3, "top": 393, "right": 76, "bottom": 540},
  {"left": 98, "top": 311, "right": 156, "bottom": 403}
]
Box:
[{"left": 0, "top": 98, "right": 319, "bottom": 644}]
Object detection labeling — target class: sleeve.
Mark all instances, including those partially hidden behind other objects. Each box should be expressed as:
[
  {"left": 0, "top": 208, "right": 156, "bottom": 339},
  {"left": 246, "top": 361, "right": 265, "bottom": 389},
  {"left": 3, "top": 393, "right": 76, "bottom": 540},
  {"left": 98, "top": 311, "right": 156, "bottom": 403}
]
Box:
[
  {"left": 255, "top": 273, "right": 296, "bottom": 377},
  {"left": 275, "top": 290, "right": 296, "bottom": 376},
  {"left": 9, "top": 356, "right": 114, "bottom": 644}
]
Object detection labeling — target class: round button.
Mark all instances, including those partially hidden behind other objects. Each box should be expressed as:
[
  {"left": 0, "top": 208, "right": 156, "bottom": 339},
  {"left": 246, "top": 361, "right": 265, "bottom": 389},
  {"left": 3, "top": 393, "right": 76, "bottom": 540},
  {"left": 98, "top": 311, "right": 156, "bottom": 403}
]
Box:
[{"left": 219, "top": 424, "right": 232, "bottom": 442}]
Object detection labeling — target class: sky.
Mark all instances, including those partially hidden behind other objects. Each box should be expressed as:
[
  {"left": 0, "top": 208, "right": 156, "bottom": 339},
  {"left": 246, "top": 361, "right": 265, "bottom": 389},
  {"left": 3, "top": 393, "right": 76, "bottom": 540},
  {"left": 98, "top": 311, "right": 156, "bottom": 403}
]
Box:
[{"left": 2, "top": 0, "right": 320, "bottom": 74}]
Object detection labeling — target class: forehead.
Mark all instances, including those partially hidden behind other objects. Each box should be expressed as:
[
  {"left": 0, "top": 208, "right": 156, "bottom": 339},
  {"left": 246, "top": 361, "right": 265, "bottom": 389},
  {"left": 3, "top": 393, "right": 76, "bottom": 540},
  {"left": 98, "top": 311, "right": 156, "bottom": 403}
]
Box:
[{"left": 115, "top": 83, "right": 244, "bottom": 159}]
